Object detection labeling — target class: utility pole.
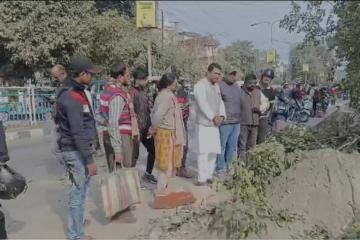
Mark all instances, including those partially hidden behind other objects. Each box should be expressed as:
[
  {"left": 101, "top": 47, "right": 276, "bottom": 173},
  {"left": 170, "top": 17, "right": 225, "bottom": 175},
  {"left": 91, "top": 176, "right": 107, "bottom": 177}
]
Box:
[
  {"left": 250, "top": 20, "right": 281, "bottom": 49},
  {"left": 161, "top": 10, "right": 164, "bottom": 48},
  {"left": 147, "top": 29, "right": 152, "bottom": 76},
  {"left": 211, "top": 35, "right": 215, "bottom": 62}
]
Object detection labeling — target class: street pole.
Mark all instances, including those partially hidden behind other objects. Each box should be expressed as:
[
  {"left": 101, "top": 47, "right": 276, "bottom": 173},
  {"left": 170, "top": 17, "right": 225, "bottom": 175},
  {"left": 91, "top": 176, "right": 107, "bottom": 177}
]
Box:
[
  {"left": 147, "top": 29, "right": 152, "bottom": 76},
  {"left": 251, "top": 20, "right": 281, "bottom": 49},
  {"left": 161, "top": 10, "right": 164, "bottom": 48}
]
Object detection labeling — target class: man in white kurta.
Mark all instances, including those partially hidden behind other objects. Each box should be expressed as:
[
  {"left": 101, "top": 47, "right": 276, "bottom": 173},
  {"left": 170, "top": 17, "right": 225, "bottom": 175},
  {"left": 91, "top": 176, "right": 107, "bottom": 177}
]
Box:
[{"left": 194, "top": 63, "right": 226, "bottom": 185}]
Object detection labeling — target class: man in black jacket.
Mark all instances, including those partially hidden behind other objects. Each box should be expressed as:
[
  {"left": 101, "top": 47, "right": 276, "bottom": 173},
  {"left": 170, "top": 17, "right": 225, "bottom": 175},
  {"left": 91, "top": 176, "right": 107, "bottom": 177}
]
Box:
[
  {"left": 130, "top": 69, "right": 157, "bottom": 184},
  {"left": 257, "top": 68, "right": 276, "bottom": 144},
  {"left": 56, "top": 57, "right": 98, "bottom": 240}
]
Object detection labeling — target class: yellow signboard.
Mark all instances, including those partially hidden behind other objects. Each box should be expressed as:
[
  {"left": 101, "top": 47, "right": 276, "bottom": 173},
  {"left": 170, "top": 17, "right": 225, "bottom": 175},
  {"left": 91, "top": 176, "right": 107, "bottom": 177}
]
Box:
[
  {"left": 266, "top": 50, "right": 276, "bottom": 63},
  {"left": 303, "top": 64, "right": 309, "bottom": 72},
  {"left": 136, "top": 1, "right": 157, "bottom": 28}
]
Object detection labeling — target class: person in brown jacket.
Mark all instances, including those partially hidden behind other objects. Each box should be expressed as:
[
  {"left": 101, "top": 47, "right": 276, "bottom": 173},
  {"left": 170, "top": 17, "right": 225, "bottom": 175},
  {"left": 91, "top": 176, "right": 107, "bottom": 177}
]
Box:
[{"left": 238, "top": 74, "right": 268, "bottom": 162}]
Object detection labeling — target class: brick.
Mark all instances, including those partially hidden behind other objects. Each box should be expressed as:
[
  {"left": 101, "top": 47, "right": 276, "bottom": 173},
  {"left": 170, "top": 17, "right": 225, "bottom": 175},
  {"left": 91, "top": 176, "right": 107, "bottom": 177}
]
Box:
[{"left": 153, "top": 188, "right": 196, "bottom": 209}]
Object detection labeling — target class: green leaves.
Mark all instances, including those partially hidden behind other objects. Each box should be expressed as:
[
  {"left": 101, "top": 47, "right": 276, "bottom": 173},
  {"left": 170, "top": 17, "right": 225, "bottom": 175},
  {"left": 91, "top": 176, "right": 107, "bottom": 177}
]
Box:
[
  {"left": 0, "top": 1, "right": 203, "bottom": 80},
  {"left": 280, "top": 1, "right": 360, "bottom": 108},
  {"left": 222, "top": 41, "right": 272, "bottom": 76}
]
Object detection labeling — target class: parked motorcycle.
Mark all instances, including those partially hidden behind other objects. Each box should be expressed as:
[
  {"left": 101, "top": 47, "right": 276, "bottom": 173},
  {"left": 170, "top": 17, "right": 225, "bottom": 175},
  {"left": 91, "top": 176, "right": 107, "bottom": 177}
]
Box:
[
  {"left": 288, "top": 99, "right": 310, "bottom": 124},
  {"left": 303, "top": 95, "right": 314, "bottom": 117},
  {"left": 342, "top": 91, "right": 350, "bottom": 101}
]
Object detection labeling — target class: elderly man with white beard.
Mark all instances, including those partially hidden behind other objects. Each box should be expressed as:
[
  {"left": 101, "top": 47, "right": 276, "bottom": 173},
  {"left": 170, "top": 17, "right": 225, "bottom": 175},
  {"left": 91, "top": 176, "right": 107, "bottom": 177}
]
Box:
[{"left": 194, "top": 63, "right": 226, "bottom": 186}]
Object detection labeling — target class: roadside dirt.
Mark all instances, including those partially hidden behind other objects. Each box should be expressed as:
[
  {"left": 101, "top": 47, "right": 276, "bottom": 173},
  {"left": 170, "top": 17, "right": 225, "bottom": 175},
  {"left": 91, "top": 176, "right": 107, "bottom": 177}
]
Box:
[
  {"left": 132, "top": 149, "right": 360, "bottom": 239},
  {"left": 265, "top": 149, "right": 360, "bottom": 239}
]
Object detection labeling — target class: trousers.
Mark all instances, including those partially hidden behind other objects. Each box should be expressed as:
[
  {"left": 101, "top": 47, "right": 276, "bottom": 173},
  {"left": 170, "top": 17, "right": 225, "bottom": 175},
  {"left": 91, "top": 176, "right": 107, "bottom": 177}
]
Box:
[
  {"left": 216, "top": 124, "right": 240, "bottom": 172},
  {"left": 103, "top": 134, "right": 133, "bottom": 172},
  {"left": 62, "top": 151, "right": 91, "bottom": 240},
  {"left": 238, "top": 125, "right": 258, "bottom": 162},
  {"left": 257, "top": 118, "right": 268, "bottom": 144},
  {"left": 180, "top": 119, "right": 189, "bottom": 169},
  {"left": 197, "top": 152, "right": 217, "bottom": 183},
  {"left": 132, "top": 130, "right": 156, "bottom": 173}
]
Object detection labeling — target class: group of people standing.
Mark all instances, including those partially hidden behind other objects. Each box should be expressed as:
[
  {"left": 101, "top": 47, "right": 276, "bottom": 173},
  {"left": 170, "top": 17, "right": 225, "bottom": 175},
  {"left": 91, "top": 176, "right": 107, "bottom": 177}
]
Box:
[
  {"left": 194, "top": 64, "right": 276, "bottom": 183},
  {"left": 49, "top": 55, "right": 278, "bottom": 240},
  {"left": 50, "top": 57, "right": 195, "bottom": 240}
]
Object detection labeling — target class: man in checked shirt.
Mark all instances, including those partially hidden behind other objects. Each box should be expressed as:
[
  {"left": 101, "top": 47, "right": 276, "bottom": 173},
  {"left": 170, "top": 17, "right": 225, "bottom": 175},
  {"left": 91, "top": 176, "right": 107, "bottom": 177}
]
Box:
[{"left": 99, "top": 63, "right": 137, "bottom": 223}]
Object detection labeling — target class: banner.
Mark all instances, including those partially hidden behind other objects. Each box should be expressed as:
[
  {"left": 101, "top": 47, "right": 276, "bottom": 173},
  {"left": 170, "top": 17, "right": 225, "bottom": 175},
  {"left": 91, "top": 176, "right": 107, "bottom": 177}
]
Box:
[
  {"left": 303, "top": 64, "right": 309, "bottom": 72},
  {"left": 266, "top": 50, "right": 276, "bottom": 63},
  {"left": 136, "top": 1, "right": 157, "bottom": 28}
]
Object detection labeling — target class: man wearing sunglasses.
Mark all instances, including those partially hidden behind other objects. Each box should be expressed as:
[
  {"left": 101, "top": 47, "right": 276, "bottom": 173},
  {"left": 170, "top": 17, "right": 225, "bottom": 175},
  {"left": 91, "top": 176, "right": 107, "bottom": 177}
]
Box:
[{"left": 55, "top": 57, "right": 99, "bottom": 240}]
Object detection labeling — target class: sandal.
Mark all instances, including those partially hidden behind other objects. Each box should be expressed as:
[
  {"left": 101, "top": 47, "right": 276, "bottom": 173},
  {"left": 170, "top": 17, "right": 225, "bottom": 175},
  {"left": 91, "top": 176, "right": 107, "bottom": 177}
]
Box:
[{"left": 83, "top": 219, "right": 91, "bottom": 228}]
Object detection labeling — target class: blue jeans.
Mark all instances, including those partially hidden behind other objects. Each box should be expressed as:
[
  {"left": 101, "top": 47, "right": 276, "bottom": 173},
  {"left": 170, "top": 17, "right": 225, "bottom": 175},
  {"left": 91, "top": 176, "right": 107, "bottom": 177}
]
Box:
[
  {"left": 216, "top": 124, "right": 240, "bottom": 172},
  {"left": 62, "top": 151, "right": 91, "bottom": 240}
]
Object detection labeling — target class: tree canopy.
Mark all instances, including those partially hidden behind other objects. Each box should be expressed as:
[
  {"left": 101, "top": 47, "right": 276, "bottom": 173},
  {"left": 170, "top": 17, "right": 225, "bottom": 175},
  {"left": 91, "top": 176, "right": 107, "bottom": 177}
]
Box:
[
  {"left": 280, "top": 1, "right": 359, "bottom": 107},
  {"left": 0, "top": 1, "right": 204, "bottom": 81},
  {"left": 220, "top": 40, "right": 278, "bottom": 78},
  {"left": 287, "top": 43, "right": 337, "bottom": 84}
]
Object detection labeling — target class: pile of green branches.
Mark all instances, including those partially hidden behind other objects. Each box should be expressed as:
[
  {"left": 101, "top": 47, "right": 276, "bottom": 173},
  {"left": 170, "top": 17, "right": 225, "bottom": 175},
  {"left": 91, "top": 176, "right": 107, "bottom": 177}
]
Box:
[{"left": 210, "top": 112, "right": 360, "bottom": 239}]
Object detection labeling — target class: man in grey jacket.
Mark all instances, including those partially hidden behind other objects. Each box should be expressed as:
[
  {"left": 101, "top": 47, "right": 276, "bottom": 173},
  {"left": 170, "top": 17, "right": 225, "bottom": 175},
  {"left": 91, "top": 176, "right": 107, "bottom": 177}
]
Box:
[
  {"left": 239, "top": 74, "right": 269, "bottom": 162},
  {"left": 216, "top": 71, "right": 241, "bottom": 178}
]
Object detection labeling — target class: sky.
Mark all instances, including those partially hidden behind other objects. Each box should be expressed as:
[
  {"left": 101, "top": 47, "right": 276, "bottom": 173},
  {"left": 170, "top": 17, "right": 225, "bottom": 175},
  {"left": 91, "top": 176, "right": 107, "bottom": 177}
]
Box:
[{"left": 158, "top": 1, "right": 307, "bottom": 62}]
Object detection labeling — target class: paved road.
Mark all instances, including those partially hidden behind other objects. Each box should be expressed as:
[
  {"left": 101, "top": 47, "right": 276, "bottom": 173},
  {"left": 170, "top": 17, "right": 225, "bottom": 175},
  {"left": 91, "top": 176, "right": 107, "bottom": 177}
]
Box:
[{"left": 1, "top": 104, "right": 339, "bottom": 238}]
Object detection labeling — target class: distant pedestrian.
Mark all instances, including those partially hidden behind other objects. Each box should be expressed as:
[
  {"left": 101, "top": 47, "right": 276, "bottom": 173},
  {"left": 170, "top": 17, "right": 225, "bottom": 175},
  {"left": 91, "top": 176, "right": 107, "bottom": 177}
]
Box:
[
  {"left": 257, "top": 69, "right": 275, "bottom": 144},
  {"left": 239, "top": 74, "right": 269, "bottom": 161},
  {"left": 216, "top": 71, "right": 241, "bottom": 179},
  {"left": 194, "top": 63, "right": 226, "bottom": 186},
  {"left": 50, "top": 65, "right": 67, "bottom": 172},
  {"left": 55, "top": 57, "right": 98, "bottom": 240},
  {"left": 176, "top": 77, "right": 194, "bottom": 178}
]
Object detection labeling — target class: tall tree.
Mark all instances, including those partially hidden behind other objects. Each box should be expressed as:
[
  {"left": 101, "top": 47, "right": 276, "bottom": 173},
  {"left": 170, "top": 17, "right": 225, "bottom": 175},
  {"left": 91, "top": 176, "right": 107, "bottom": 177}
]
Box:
[
  {"left": 288, "top": 44, "right": 336, "bottom": 84},
  {"left": 279, "top": 1, "right": 359, "bottom": 107},
  {"left": 223, "top": 41, "right": 279, "bottom": 77},
  {"left": 95, "top": 1, "right": 135, "bottom": 19},
  {"left": 0, "top": 1, "right": 96, "bottom": 75}
]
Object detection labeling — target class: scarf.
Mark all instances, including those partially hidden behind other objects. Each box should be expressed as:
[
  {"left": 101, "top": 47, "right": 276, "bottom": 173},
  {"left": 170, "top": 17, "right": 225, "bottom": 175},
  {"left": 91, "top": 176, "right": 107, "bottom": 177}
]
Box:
[{"left": 169, "top": 90, "right": 186, "bottom": 146}]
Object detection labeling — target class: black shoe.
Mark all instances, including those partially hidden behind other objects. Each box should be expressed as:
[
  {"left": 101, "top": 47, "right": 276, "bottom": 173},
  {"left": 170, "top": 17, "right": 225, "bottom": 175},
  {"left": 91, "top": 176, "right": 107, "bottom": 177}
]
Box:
[
  {"left": 142, "top": 173, "right": 157, "bottom": 184},
  {"left": 206, "top": 178, "right": 213, "bottom": 184}
]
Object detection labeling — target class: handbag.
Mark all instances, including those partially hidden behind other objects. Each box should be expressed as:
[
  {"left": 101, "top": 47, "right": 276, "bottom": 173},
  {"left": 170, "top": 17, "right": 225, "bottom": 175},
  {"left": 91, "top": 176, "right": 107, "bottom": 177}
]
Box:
[{"left": 100, "top": 163, "right": 142, "bottom": 218}]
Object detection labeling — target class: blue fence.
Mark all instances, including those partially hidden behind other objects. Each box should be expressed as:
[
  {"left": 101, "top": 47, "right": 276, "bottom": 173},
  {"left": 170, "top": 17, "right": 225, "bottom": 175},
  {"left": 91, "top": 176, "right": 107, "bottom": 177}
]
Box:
[
  {"left": 0, "top": 89, "right": 194, "bottom": 129},
  {"left": 0, "top": 91, "right": 100, "bottom": 128}
]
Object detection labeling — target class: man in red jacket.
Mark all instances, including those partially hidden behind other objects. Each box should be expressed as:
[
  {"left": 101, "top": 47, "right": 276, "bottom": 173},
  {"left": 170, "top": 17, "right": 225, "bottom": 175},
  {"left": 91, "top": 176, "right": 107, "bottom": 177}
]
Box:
[{"left": 176, "top": 78, "right": 193, "bottom": 178}]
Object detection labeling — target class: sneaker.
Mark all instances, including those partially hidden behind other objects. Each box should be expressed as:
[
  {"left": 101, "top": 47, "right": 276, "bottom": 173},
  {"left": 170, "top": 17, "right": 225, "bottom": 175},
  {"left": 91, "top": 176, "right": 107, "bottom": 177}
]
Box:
[
  {"left": 196, "top": 181, "right": 207, "bottom": 186},
  {"left": 216, "top": 170, "right": 227, "bottom": 181},
  {"left": 206, "top": 178, "right": 213, "bottom": 185},
  {"left": 177, "top": 168, "right": 194, "bottom": 178},
  {"left": 142, "top": 172, "right": 157, "bottom": 184}
]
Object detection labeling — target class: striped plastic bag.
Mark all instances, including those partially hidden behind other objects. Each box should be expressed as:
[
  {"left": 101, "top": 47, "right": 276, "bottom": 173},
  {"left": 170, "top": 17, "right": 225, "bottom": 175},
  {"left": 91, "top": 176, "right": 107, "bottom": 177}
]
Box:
[{"left": 101, "top": 166, "right": 142, "bottom": 218}]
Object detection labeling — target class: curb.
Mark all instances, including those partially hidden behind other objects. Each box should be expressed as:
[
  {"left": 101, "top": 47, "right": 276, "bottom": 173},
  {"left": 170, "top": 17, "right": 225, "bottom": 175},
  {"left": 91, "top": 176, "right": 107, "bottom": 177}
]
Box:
[{"left": 6, "top": 126, "right": 53, "bottom": 141}]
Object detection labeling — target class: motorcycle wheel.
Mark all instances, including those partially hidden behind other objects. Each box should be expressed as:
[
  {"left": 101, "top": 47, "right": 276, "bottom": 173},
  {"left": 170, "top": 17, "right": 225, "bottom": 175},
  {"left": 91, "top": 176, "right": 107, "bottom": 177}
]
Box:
[{"left": 299, "top": 112, "right": 310, "bottom": 123}]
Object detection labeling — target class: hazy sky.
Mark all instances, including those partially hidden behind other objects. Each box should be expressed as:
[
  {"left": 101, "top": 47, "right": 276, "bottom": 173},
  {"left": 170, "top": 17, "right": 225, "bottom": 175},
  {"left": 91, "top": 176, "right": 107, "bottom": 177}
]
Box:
[{"left": 158, "top": 1, "right": 307, "bottom": 62}]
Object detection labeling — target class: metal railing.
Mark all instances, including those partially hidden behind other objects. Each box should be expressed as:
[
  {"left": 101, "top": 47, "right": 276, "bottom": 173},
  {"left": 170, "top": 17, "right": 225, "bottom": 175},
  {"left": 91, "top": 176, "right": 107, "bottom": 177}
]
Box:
[
  {"left": 0, "top": 86, "right": 193, "bottom": 129},
  {"left": 0, "top": 87, "right": 100, "bottom": 129}
]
